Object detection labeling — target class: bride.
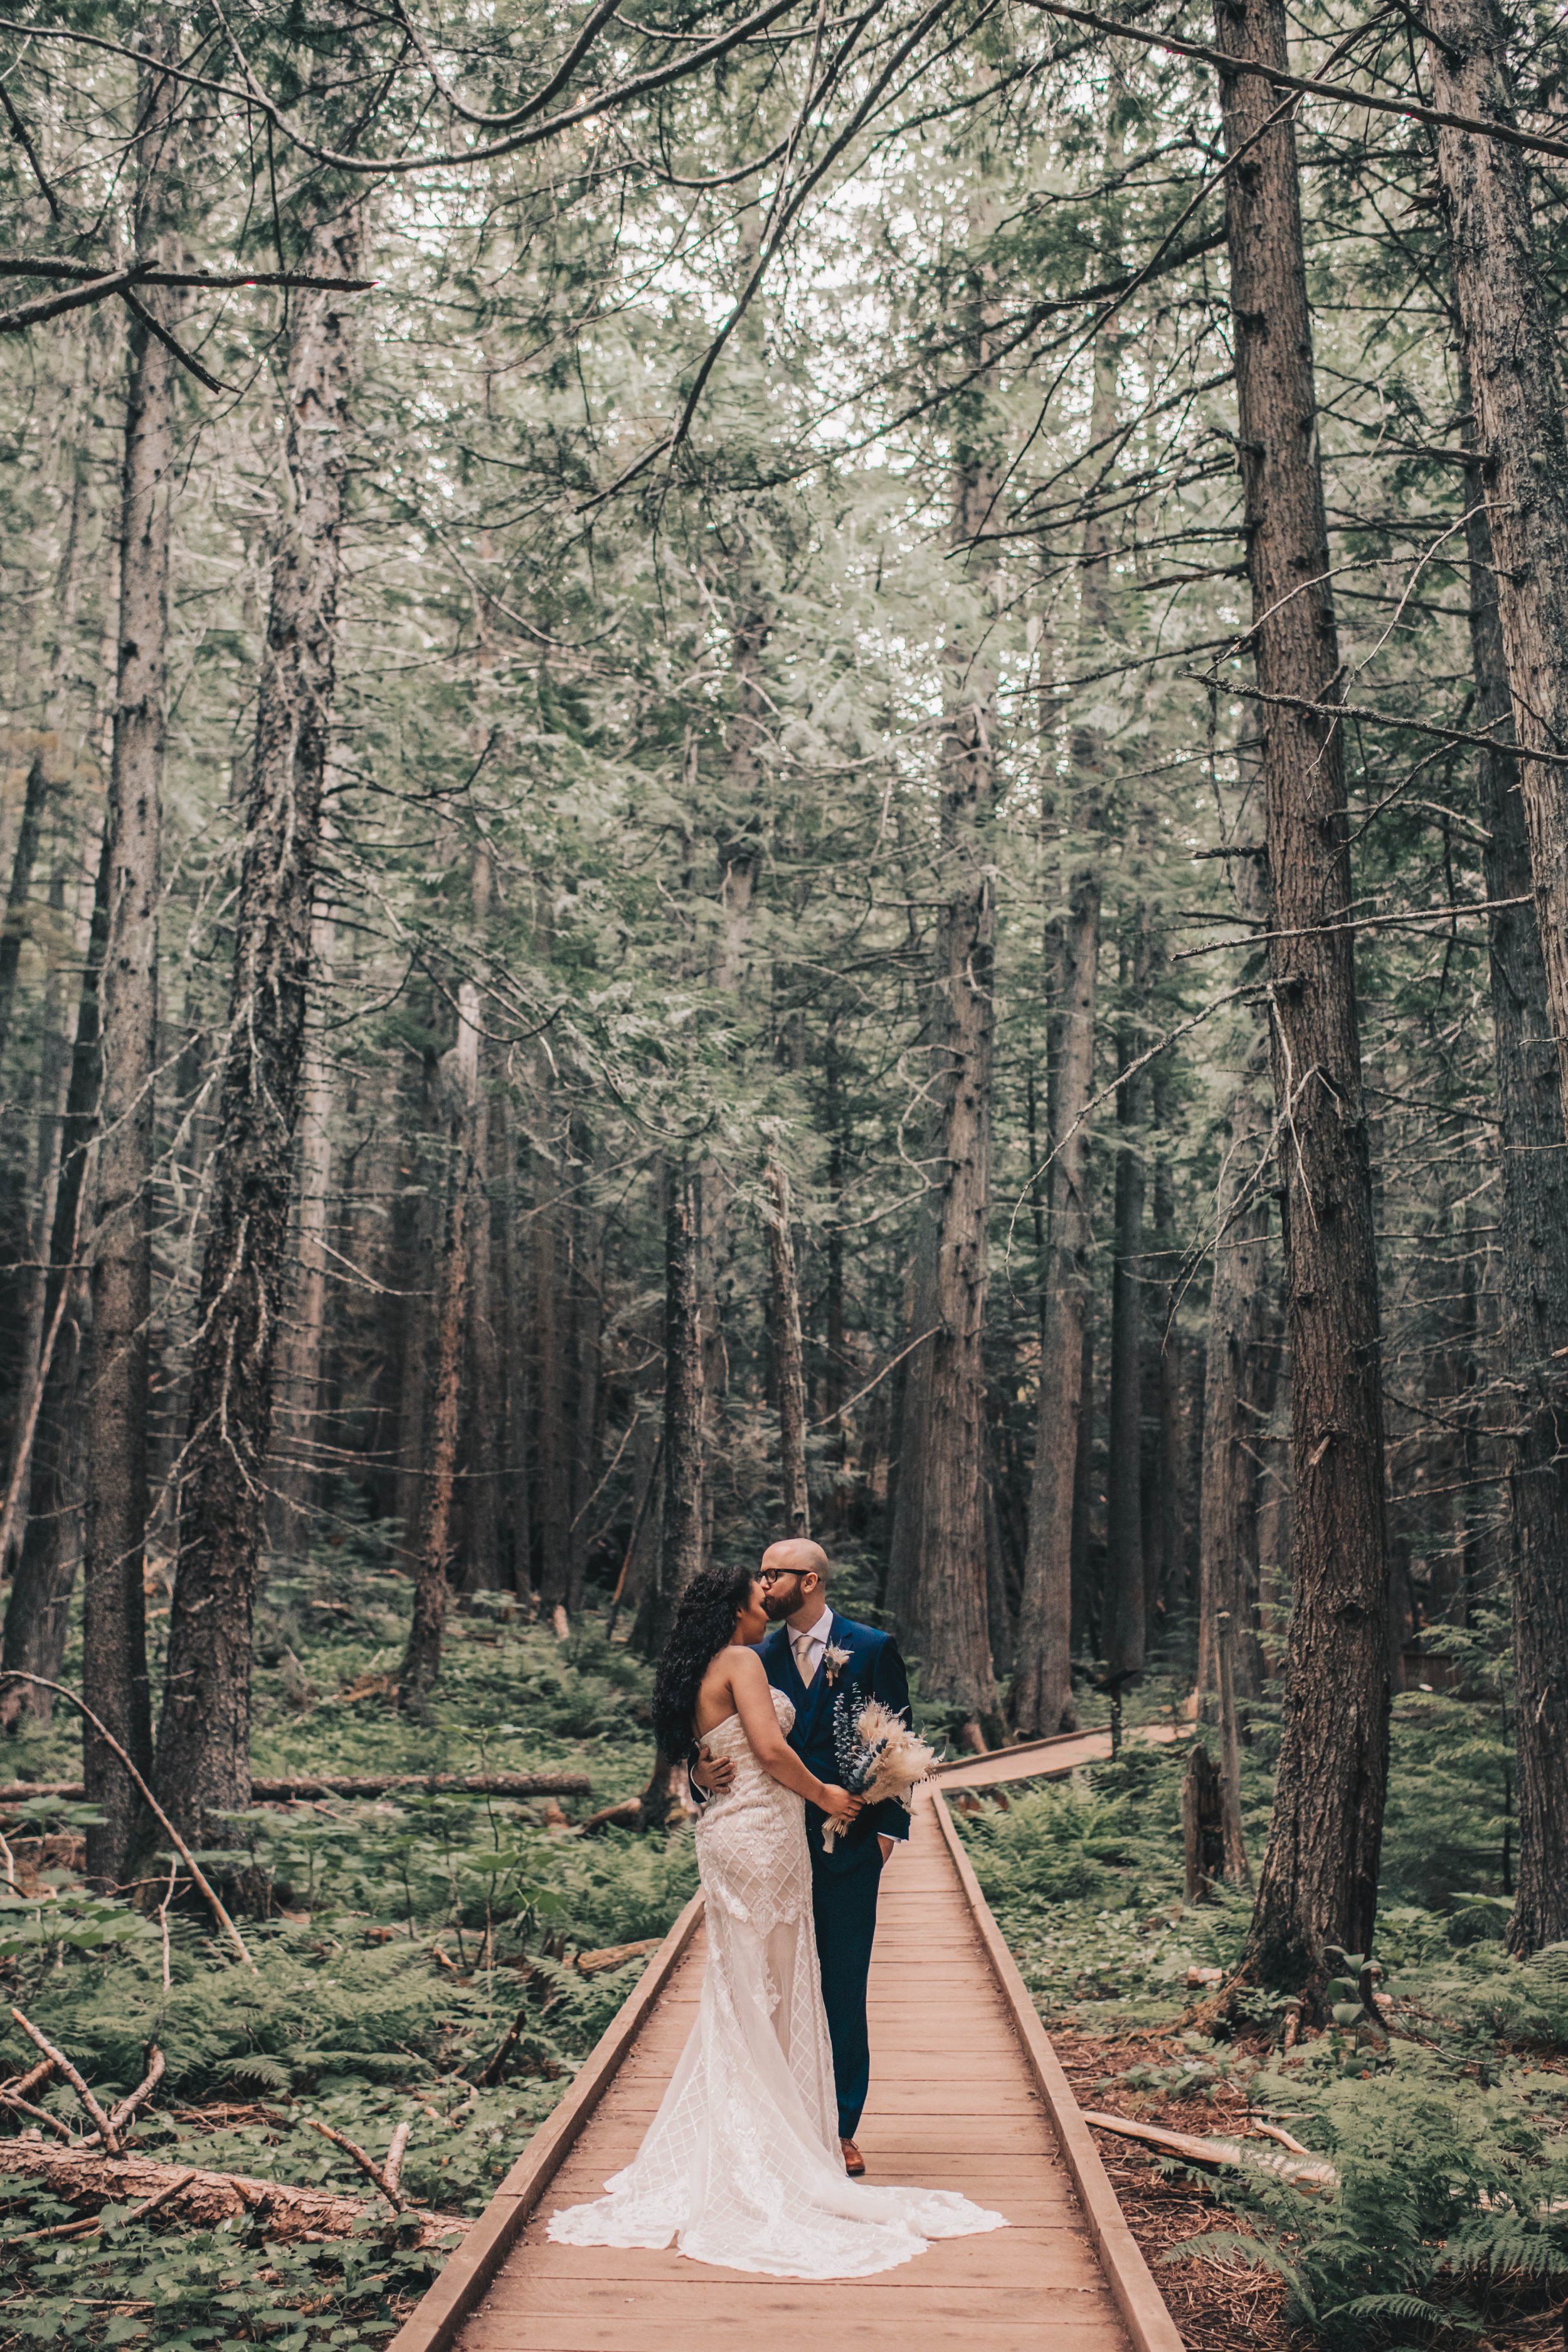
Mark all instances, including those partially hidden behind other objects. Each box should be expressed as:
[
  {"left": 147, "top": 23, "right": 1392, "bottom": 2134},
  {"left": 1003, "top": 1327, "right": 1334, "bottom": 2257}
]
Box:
[{"left": 547, "top": 1563, "right": 1005, "bottom": 2280}]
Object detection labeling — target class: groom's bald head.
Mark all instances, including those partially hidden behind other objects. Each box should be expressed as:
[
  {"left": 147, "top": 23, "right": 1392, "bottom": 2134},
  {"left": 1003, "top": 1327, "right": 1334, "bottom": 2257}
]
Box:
[{"left": 761, "top": 1538, "right": 829, "bottom": 1582}]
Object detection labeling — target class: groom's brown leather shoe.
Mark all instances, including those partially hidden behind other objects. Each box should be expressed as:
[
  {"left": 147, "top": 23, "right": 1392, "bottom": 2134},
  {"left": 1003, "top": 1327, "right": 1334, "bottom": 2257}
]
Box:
[{"left": 840, "top": 2137, "right": 865, "bottom": 2176}]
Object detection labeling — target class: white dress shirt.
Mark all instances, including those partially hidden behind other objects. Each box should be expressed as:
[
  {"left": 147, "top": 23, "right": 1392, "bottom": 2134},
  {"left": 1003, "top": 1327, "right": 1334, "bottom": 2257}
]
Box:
[{"left": 790, "top": 1604, "right": 834, "bottom": 1688}]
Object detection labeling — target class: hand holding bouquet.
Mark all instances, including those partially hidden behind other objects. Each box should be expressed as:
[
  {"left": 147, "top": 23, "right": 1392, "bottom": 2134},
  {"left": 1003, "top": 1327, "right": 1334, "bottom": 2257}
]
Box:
[{"left": 820, "top": 1694, "right": 939, "bottom": 1850}]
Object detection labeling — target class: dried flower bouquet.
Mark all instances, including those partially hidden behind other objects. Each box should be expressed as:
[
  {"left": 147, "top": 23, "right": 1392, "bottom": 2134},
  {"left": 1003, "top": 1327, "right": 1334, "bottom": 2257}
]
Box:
[{"left": 821, "top": 1695, "right": 940, "bottom": 1850}]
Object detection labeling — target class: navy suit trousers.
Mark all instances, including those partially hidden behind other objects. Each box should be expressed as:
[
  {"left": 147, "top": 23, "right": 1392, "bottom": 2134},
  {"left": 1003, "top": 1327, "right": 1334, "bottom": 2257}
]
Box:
[{"left": 811, "top": 1843, "right": 882, "bottom": 2139}]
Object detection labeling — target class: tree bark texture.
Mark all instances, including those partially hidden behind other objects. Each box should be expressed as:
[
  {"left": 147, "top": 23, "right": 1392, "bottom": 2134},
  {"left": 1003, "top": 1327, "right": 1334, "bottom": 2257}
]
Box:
[
  {"left": 1215, "top": 0, "right": 1391, "bottom": 1989},
  {"left": 156, "top": 206, "right": 361, "bottom": 1845},
  {"left": 884, "top": 457, "right": 1001, "bottom": 1730},
  {"left": 765, "top": 1163, "right": 810, "bottom": 1538},
  {"left": 1197, "top": 1036, "right": 1272, "bottom": 1708},
  {"left": 0, "top": 753, "right": 52, "bottom": 1066},
  {"left": 1015, "top": 329, "right": 1120, "bottom": 1736},
  {"left": 637, "top": 1183, "right": 705, "bottom": 1659},
  {"left": 457, "top": 847, "right": 504, "bottom": 1596},
  {"left": 267, "top": 908, "right": 336, "bottom": 1557},
  {"left": 0, "top": 834, "right": 110, "bottom": 1729},
  {"left": 83, "top": 45, "right": 184, "bottom": 1880},
  {"left": 1069, "top": 1318, "right": 1096, "bottom": 1656},
  {"left": 532, "top": 1180, "right": 571, "bottom": 1612},
  {"left": 1425, "top": 0, "right": 1568, "bottom": 1142},
  {"left": 461, "top": 1066, "right": 505, "bottom": 1591},
  {"left": 1103, "top": 913, "right": 1151, "bottom": 1682},
  {"left": 1015, "top": 861, "right": 1100, "bottom": 1734},
  {"left": 400, "top": 985, "right": 480, "bottom": 1703},
  {"left": 1461, "top": 438, "right": 1568, "bottom": 1954},
  {"left": 391, "top": 1038, "right": 437, "bottom": 1552},
  {"left": 567, "top": 1200, "right": 605, "bottom": 1613}
]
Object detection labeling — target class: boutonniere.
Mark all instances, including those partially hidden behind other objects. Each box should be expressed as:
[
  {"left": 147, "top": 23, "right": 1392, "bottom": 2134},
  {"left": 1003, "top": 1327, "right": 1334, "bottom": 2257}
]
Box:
[{"left": 824, "top": 1644, "right": 852, "bottom": 1687}]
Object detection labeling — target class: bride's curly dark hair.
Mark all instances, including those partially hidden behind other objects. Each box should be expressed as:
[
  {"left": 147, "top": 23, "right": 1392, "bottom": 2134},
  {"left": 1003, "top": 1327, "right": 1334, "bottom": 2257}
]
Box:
[{"left": 651, "top": 1562, "right": 759, "bottom": 1757}]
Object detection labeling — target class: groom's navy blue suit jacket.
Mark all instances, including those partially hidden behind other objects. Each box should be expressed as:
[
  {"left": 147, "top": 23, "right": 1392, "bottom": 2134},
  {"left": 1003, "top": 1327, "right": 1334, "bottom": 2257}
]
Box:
[{"left": 759, "top": 1612, "right": 912, "bottom": 1874}]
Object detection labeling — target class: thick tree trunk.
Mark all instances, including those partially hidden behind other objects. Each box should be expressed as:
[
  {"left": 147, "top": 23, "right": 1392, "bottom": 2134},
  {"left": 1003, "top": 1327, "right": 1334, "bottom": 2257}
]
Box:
[
  {"left": 155, "top": 208, "right": 361, "bottom": 1849},
  {"left": 765, "top": 1163, "right": 810, "bottom": 1539},
  {"left": 567, "top": 1200, "right": 604, "bottom": 1613},
  {"left": 392, "top": 1042, "right": 437, "bottom": 1553},
  {"left": 822, "top": 1033, "right": 850, "bottom": 1526},
  {"left": 267, "top": 909, "right": 336, "bottom": 1559},
  {"left": 0, "top": 753, "right": 51, "bottom": 1065},
  {"left": 1214, "top": 0, "right": 1391, "bottom": 1991},
  {"left": 1069, "top": 1319, "right": 1096, "bottom": 1656},
  {"left": 0, "top": 834, "right": 110, "bottom": 1729},
  {"left": 1015, "top": 867, "right": 1100, "bottom": 1732},
  {"left": 1014, "top": 332, "right": 1118, "bottom": 1737},
  {"left": 0, "top": 853, "right": 85, "bottom": 1585},
  {"left": 462, "top": 1066, "right": 505, "bottom": 1592},
  {"left": 458, "top": 847, "right": 504, "bottom": 1597},
  {"left": 1424, "top": 0, "right": 1568, "bottom": 1142},
  {"left": 1103, "top": 916, "right": 1150, "bottom": 1683},
  {"left": 1459, "top": 433, "right": 1568, "bottom": 1952},
  {"left": 83, "top": 51, "right": 184, "bottom": 1879},
  {"left": 532, "top": 1179, "right": 571, "bottom": 1616},
  {"left": 1197, "top": 1037, "right": 1271, "bottom": 1709},
  {"left": 883, "top": 456, "right": 1001, "bottom": 1733},
  {"left": 399, "top": 986, "right": 480, "bottom": 1703},
  {"left": 497, "top": 1088, "right": 530, "bottom": 1594},
  {"left": 635, "top": 1184, "right": 705, "bottom": 1659}
]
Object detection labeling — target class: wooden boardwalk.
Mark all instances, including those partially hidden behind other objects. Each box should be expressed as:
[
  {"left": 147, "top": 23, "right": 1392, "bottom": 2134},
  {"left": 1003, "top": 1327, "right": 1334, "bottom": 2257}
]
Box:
[
  {"left": 935, "top": 1722, "right": 1185, "bottom": 1793},
  {"left": 392, "top": 1789, "right": 1184, "bottom": 2352}
]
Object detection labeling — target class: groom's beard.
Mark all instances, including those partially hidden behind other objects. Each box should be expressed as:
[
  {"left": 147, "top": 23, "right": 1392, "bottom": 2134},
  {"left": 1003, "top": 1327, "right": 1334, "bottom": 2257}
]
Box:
[{"left": 761, "top": 1594, "right": 795, "bottom": 1623}]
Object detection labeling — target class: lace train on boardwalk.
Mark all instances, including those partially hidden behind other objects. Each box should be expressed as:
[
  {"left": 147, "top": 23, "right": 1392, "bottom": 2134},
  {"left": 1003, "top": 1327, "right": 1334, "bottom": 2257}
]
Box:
[{"left": 546, "top": 1689, "right": 1006, "bottom": 2280}]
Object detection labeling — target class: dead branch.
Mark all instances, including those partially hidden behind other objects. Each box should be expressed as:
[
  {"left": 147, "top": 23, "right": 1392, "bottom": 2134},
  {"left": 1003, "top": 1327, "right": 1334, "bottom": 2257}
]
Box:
[
  {"left": 0, "top": 253, "right": 374, "bottom": 291},
  {"left": 381, "top": 2118, "right": 412, "bottom": 2198},
  {"left": 0, "top": 1674, "right": 257, "bottom": 1973},
  {"left": 576, "top": 1798, "right": 641, "bottom": 1834},
  {"left": 0, "top": 2092, "right": 70, "bottom": 2138},
  {"left": 106, "top": 2048, "right": 165, "bottom": 2138},
  {"left": 573, "top": 1936, "right": 662, "bottom": 1973},
  {"left": 296, "top": 2115, "right": 408, "bottom": 2212},
  {"left": 15, "top": 2166, "right": 196, "bottom": 2243},
  {"left": 1081, "top": 2108, "right": 1338, "bottom": 2188},
  {"left": 11, "top": 2009, "right": 120, "bottom": 2153}
]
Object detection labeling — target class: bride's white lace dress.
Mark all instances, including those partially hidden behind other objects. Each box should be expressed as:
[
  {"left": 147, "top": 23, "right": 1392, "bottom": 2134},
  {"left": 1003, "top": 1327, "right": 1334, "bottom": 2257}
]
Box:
[{"left": 547, "top": 1688, "right": 1005, "bottom": 2279}]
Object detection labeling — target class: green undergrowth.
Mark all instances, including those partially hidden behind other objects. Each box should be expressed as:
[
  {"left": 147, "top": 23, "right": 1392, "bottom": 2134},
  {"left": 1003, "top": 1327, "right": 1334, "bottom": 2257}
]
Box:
[
  {"left": 956, "top": 1693, "right": 1568, "bottom": 2351},
  {"left": 0, "top": 1553, "right": 700, "bottom": 2351}
]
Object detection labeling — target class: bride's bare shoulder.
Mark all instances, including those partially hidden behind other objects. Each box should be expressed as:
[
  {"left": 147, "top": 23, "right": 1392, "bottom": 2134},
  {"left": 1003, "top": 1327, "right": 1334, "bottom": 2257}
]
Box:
[{"left": 724, "top": 1643, "right": 769, "bottom": 1685}]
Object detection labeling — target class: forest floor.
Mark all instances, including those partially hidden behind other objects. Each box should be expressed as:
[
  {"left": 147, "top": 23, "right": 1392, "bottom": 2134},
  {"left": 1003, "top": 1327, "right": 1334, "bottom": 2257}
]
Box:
[
  {"left": 957, "top": 1727, "right": 1568, "bottom": 2352},
  {"left": 0, "top": 1545, "right": 1564, "bottom": 2352}
]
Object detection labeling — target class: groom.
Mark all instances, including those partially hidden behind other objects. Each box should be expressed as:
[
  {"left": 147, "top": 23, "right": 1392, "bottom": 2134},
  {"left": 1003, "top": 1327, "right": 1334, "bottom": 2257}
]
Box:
[{"left": 692, "top": 1538, "right": 911, "bottom": 2178}]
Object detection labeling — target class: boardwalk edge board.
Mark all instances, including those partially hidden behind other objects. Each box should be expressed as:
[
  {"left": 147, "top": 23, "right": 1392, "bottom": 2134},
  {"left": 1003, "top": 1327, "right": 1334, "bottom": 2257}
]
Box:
[
  {"left": 932, "top": 1789, "right": 1188, "bottom": 2352},
  {"left": 387, "top": 1890, "right": 707, "bottom": 2352}
]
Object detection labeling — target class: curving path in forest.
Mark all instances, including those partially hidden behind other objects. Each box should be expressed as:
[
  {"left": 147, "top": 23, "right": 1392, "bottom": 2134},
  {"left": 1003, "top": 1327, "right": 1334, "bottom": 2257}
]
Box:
[{"left": 390, "top": 1777, "right": 1185, "bottom": 2352}]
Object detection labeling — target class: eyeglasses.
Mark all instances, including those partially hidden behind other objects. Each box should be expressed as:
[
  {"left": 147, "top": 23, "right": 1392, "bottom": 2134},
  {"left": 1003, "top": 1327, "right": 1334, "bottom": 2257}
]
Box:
[{"left": 759, "top": 1569, "right": 805, "bottom": 1587}]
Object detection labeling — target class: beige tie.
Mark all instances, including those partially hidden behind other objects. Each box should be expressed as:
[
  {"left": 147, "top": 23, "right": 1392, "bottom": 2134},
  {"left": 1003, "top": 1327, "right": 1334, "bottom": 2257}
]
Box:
[{"left": 793, "top": 1632, "right": 819, "bottom": 1687}]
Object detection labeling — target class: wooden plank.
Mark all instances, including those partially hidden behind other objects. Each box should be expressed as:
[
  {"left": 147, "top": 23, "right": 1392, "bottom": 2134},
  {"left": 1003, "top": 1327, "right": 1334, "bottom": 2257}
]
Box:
[
  {"left": 930, "top": 1789, "right": 1186, "bottom": 2352},
  {"left": 461, "top": 2317, "right": 1131, "bottom": 2351},
  {"left": 386, "top": 1892, "right": 706, "bottom": 2352}
]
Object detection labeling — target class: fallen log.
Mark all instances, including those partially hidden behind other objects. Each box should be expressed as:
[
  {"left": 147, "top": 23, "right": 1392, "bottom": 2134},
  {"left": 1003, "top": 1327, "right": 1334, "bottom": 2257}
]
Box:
[
  {"left": 1081, "top": 2109, "right": 1338, "bottom": 2188},
  {"left": 0, "top": 1772, "right": 592, "bottom": 1806},
  {"left": 0, "top": 2140, "right": 469, "bottom": 2245},
  {"left": 573, "top": 1937, "right": 662, "bottom": 1974}
]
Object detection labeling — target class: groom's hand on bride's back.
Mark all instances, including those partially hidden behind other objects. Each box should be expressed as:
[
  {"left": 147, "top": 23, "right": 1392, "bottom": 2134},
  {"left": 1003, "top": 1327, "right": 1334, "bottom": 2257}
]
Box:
[{"left": 691, "top": 1749, "right": 736, "bottom": 1798}]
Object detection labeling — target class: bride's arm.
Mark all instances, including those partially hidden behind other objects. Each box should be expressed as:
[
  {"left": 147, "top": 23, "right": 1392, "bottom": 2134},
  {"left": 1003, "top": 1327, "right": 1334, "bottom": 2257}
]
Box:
[{"left": 728, "top": 1652, "right": 861, "bottom": 1821}]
